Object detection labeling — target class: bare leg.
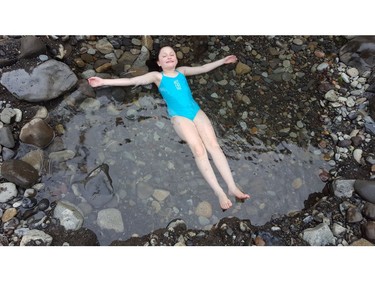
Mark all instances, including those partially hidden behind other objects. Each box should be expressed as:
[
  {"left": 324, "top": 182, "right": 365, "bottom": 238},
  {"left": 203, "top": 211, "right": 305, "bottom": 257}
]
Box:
[
  {"left": 193, "top": 110, "right": 250, "bottom": 200},
  {"left": 171, "top": 115, "right": 232, "bottom": 210}
]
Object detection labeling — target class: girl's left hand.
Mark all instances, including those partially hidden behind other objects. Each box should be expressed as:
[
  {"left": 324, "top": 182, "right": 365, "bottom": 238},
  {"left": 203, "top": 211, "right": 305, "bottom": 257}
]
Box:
[{"left": 223, "top": 55, "right": 238, "bottom": 64}]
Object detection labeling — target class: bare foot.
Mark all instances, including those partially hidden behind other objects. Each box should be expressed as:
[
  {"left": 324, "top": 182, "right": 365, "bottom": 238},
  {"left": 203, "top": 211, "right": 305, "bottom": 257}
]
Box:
[
  {"left": 228, "top": 186, "right": 251, "bottom": 201},
  {"left": 216, "top": 192, "right": 233, "bottom": 210}
]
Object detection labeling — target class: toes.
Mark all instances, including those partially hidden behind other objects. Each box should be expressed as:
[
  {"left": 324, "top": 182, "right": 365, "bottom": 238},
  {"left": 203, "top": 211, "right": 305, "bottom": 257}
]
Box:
[{"left": 220, "top": 199, "right": 232, "bottom": 210}]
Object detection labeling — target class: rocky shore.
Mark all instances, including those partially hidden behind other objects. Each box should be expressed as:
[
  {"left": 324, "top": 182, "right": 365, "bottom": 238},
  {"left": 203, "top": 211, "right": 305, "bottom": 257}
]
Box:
[{"left": 1, "top": 35, "right": 375, "bottom": 246}]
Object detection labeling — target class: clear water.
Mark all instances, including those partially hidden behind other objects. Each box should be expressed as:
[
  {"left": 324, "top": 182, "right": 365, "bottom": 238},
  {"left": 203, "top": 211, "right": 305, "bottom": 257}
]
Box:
[{"left": 42, "top": 86, "right": 329, "bottom": 245}]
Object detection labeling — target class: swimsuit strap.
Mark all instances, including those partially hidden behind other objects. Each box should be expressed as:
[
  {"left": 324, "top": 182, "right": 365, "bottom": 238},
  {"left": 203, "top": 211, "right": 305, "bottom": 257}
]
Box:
[{"left": 161, "top": 71, "right": 181, "bottom": 78}]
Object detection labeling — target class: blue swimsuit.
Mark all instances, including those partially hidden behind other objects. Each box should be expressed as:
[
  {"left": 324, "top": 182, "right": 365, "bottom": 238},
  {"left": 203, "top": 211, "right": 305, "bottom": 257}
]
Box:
[{"left": 158, "top": 71, "right": 200, "bottom": 121}]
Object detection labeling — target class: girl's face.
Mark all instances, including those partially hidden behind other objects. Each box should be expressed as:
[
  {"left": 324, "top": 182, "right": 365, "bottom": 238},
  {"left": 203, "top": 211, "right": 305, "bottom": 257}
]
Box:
[{"left": 157, "top": 46, "right": 178, "bottom": 70}]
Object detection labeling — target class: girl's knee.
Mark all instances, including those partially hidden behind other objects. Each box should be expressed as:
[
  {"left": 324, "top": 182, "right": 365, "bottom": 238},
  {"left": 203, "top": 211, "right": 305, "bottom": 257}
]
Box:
[
  {"left": 190, "top": 142, "right": 206, "bottom": 158},
  {"left": 206, "top": 141, "right": 221, "bottom": 154}
]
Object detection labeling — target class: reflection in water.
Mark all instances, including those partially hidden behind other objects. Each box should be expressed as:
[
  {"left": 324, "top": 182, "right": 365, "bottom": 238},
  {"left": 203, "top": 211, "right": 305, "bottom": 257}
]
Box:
[{"left": 45, "top": 91, "right": 329, "bottom": 245}]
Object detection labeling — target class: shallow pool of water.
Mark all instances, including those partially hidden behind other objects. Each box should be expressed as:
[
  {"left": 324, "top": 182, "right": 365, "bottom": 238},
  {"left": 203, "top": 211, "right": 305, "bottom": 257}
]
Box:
[{"left": 44, "top": 87, "right": 329, "bottom": 245}]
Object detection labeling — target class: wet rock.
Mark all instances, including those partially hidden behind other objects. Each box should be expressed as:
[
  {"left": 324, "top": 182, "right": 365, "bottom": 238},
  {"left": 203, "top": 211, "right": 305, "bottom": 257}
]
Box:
[
  {"left": 0, "top": 234, "right": 9, "bottom": 246},
  {"left": 364, "top": 119, "right": 375, "bottom": 136},
  {"left": 337, "top": 139, "right": 352, "bottom": 148},
  {"left": 23, "top": 188, "right": 36, "bottom": 198},
  {"left": 20, "top": 229, "right": 52, "bottom": 246},
  {"left": 20, "top": 149, "right": 45, "bottom": 174},
  {"left": 347, "top": 67, "right": 359, "bottom": 78},
  {"left": 32, "top": 106, "right": 49, "bottom": 119},
  {"left": 346, "top": 206, "right": 363, "bottom": 223},
  {"left": 353, "top": 149, "right": 363, "bottom": 164},
  {"left": 37, "top": 198, "right": 50, "bottom": 211},
  {"left": 1, "top": 207, "right": 17, "bottom": 222},
  {"left": 319, "top": 169, "right": 331, "bottom": 182},
  {"left": 368, "top": 95, "right": 375, "bottom": 121},
  {"left": 133, "top": 46, "right": 150, "bottom": 67},
  {"left": 351, "top": 135, "right": 363, "bottom": 147},
  {"left": 3, "top": 217, "right": 19, "bottom": 234},
  {"left": 0, "top": 160, "right": 39, "bottom": 188},
  {"left": 79, "top": 97, "right": 100, "bottom": 112},
  {"left": 97, "top": 208, "right": 124, "bottom": 233},
  {"left": 195, "top": 201, "right": 213, "bottom": 218},
  {"left": 152, "top": 189, "right": 170, "bottom": 202},
  {"left": 142, "top": 35, "right": 153, "bottom": 51},
  {"left": 235, "top": 61, "right": 251, "bottom": 75},
  {"left": 362, "top": 202, "right": 375, "bottom": 220},
  {"left": 0, "top": 59, "right": 78, "bottom": 102},
  {"left": 137, "top": 181, "right": 154, "bottom": 200},
  {"left": 96, "top": 38, "right": 114, "bottom": 55},
  {"left": 0, "top": 124, "right": 15, "bottom": 148},
  {"left": 254, "top": 236, "right": 266, "bottom": 246},
  {"left": 354, "top": 180, "right": 375, "bottom": 204},
  {"left": 0, "top": 108, "right": 17, "bottom": 124},
  {"left": 19, "top": 118, "right": 55, "bottom": 148},
  {"left": 14, "top": 108, "right": 23, "bottom": 121},
  {"left": 21, "top": 197, "right": 37, "bottom": 209},
  {"left": 332, "top": 223, "right": 347, "bottom": 237},
  {"left": 166, "top": 218, "right": 187, "bottom": 232},
  {"left": 339, "top": 36, "right": 375, "bottom": 75},
  {"left": 361, "top": 221, "right": 375, "bottom": 243},
  {"left": 330, "top": 179, "right": 355, "bottom": 198},
  {"left": 21, "top": 207, "right": 39, "bottom": 220},
  {"left": 350, "top": 238, "right": 374, "bottom": 246},
  {"left": 118, "top": 51, "right": 137, "bottom": 65},
  {"left": 1, "top": 147, "right": 15, "bottom": 160},
  {"left": 128, "top": 65, "right": 149, "bottom": 77},
  {"left": 48, "top": 150, "right": 75, "bottom": 162},
  {"left": 77, "top": 163, "right": 115, "bottom": 208},
  {"left": 0, "top": 182, "right": 18, "bottom": 203},
  {"left": 53, "top": 200, "right": 84, "bottom": 231},
  {"left": 18, "top": 36, "right": 46, "bottom": 59},
  {"left": 62, "top": 79, "right": 96, "bottom": 108},
  {"left": 94, "top": 59, "right": 111, "bottom": 72},
  {"left": 302, "top": 223, "right": 336, "bottom": 246}
]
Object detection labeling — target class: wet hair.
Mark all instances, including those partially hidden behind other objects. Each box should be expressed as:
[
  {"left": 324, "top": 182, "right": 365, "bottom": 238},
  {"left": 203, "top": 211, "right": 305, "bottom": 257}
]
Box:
[
  {"left": 146, "top": 45, "right": 175, "bottom": 71},
  {"left": 146, "top": 44, "right": 166, "bottom": 71},
  {"left": 156, "top": 45, "right": 174, "bottom": 58}
]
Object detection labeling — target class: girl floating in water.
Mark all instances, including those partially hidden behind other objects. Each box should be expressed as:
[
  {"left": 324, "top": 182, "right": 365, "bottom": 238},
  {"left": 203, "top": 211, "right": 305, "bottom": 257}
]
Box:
[{"left": 88, "top": 45, "right": 250, "bottom": 210}]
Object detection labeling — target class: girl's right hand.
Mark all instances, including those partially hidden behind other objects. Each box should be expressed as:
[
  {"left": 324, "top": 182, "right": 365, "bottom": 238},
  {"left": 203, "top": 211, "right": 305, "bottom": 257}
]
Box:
[
  {"left": 87, "top": 77, "right": 104, "bottom": 88},
  {"left": 223, "top": 55, "right": 237, "bottom": 64}
]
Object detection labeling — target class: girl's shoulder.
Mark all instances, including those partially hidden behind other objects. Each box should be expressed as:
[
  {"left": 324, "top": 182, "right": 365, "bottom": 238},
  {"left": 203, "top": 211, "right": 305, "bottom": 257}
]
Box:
[
  {"left": 176, "top": 67, "right": 186, "bottom": 76},
  {"left": 149, "top": 71, "right": 163, "bottom": 87},
  {"left": 150, "top": 71, "right": 162, "bottom": 78},
  {"left": 149, "top": 71, "right": 162, "bottom": 81}
]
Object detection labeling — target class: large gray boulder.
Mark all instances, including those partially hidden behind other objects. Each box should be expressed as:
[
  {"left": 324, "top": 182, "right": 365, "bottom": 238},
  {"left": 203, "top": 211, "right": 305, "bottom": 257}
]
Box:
[{"left": 0, "top": 59, "right": 78, "bottom": 102}]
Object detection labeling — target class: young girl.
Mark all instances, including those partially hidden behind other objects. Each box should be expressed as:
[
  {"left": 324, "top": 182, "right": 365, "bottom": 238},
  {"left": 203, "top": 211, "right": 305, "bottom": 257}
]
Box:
[{"left": 88, "top": 46, "right": 250, "bottom": 210}]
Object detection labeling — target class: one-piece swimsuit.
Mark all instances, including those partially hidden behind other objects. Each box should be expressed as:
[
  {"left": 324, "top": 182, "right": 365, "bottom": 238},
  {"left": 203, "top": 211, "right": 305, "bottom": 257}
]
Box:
[{"left": 158, "top": 71, "right": 200, "bottom": 121}]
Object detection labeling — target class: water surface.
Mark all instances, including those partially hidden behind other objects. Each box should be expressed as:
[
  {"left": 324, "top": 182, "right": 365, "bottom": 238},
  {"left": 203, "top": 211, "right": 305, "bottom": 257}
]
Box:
[{"left": 45, "top": 86, "right": 328, "bottom": 245}]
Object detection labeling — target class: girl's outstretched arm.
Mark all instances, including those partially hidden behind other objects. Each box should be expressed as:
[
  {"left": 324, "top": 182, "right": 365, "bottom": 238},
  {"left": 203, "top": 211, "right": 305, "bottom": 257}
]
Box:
[
  {"left": 88, "top": 71, "right": 162, "bottom": 88},
  {"left": 177, "top": 55, "right": 237, "bottom": 77}
]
